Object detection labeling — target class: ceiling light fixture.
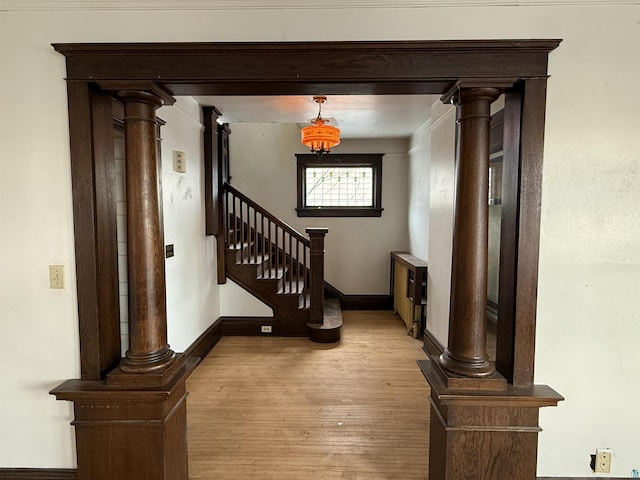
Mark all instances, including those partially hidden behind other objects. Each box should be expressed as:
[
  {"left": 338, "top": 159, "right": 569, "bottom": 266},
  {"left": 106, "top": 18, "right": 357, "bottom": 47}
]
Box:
[{"left": 300, "top": 96, "right": 340, "bottom": 156}]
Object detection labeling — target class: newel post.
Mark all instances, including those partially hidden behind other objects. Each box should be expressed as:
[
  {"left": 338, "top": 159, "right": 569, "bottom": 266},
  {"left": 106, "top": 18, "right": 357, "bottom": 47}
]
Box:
[{"left": 306, "top": 227, "right": 329, "bottom": 325}]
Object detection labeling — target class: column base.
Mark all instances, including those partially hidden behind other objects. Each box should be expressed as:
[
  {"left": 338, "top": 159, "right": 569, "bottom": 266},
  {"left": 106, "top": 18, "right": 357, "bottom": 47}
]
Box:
[
  {"left": 119, "top": 345, "right": 176, "bottom": 374},
  {"left": 50, "top": 356, "right": 199, "bottom": 480},
  {"left": 434, "top": 353, "right": 507, "bottom": 391},
  {"left": 439, "top": 348, "right": 497, "bottom": 378},
  {"left": 418, "top": 359, "right": 563, "bottom": 480},
  {"left": 108, "top": 352, "right": 184, "bottom": 388}
]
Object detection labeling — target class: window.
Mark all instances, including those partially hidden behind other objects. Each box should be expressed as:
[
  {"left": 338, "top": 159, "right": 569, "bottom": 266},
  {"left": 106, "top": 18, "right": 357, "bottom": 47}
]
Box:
[{"left": 296, "top": 153, "right": 383, "bottom": 217}]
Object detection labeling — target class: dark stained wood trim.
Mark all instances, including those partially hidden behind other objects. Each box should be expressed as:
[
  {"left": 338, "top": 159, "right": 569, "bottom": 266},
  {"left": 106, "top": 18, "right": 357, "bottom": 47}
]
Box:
[
  {"left": 339, "top": 295, "right": 393, "bottom": 310},
  {"left": 91, "top": 90, "right": 121, "bottom": 378},
  {"left": 52, "top": 41, "right": 561, "bottom": 97},
  {"left": 181, "top": 318, "right": 223, "bottom": 360},
  {"left": 324, "top": 282, "right": 392, "bottom": 310},
  {"left": 202, "top": 106, "right": 228, "bottom": 285},
  {"left": 422, "top": 329, "right": 445, "bottom": 357},
  {"left": 296, "top": 208, "right": 384, "bottom": 218},
  {"left": 496, "top": 87, "right": 523, "bottom": 384},
  {"left": 295, "top": 153, "right": 384, "bottom": 218},
  {"left": 220, "top": 316, "right": 277, "bottom": 336},
  {"left": 67, "top": 83, "right": 121, "bottom": 381},
  {"left": 203, "top": 106, "right": 221, "bottom": 237},
  {"left": 0, "top": 469, "right": 77, "bottom": 479},
  {"left": 511, "top": 78, "right": 548, "bottom": 386},
  {"left": 497, "top": 79, "right": 548, "bottom": 386}
]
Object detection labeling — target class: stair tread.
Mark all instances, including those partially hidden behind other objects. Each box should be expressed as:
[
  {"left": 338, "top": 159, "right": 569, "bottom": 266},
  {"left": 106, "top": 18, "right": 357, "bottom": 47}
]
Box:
[
  {"left": 236, "top": 254, "right": 270, "bottom": 265},
  {"left": 257, "top": 267, "right": 286, "bottom": 280},
  {"left": 228, "top": 241, "right": 254, "bottom": 250},
  {"left": 309, "top": 299, "right": 343, "bottom": 329},
  {"left": 279, "top": 280, "right": 306, "bottom": 295}
]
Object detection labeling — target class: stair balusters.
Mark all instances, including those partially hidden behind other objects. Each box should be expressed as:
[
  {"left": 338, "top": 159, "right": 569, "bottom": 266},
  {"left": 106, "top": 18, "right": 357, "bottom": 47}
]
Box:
[{"left": 224, "top": 184, "right": 314, "bottom": 310}]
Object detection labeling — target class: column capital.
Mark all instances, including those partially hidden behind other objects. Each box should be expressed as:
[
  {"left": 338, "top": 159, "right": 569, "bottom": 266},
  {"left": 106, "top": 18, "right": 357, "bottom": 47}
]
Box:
[
  {"left": 97, "top": 80, "right": 176, "bottom": 106},
  {"left": 441, "top": 78, "right": 515, "bottom": 105}
]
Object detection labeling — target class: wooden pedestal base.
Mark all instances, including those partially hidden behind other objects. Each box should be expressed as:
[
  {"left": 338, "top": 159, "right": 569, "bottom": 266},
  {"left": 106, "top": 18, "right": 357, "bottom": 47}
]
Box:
[
  {"left": 50, "top": 356, "right": 198, "bottom": 480},
  {"left": 418, "top": 360, "right": 563, "bottom": 480}
]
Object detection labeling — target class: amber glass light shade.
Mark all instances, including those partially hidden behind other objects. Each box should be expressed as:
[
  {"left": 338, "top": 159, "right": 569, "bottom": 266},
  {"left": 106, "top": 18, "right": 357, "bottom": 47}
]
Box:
[
  {"left": 301, "top": 117, "right": 341, "bottom": 155},
  {"left": 301, "top": 96, "right": 340, "bottom": 155}
]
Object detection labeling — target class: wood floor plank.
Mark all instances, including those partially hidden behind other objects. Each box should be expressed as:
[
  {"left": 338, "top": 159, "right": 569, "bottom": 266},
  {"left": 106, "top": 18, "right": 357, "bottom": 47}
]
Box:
[{"left": 187, "top": 310, "right": 430, "bottom": 480}]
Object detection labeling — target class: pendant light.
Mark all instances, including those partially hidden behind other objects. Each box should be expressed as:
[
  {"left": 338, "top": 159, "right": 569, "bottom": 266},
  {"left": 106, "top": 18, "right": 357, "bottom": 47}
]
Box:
[{"left": 300, "top": 96, "right": 340, "bottom": 156}]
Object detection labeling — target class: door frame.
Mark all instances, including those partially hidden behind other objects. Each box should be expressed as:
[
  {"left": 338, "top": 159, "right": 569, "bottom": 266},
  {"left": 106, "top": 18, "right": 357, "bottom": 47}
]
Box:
[{"left": 53, "top": 40, "right": 560, "bottom": 386}]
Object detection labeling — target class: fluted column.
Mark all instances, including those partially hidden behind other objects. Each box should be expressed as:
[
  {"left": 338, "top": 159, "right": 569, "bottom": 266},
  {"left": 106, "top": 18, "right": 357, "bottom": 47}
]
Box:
[
  {"left": 118, "top": 89, "right": 175, "bottom": 374},
  {"left": 439, "top": 87, "right": 502, "bottom": 378}
]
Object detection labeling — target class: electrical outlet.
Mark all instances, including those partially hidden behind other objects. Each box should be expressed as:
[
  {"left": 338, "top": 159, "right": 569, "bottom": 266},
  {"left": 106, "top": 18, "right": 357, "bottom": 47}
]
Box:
[
  {"left": 594, "top": 448, "right": 612, "bottom": 473},
  {"left": 261, "top": 325, "right": 272, "bottom": 333},
  {"left": 49, "top": 265, "right": 64, "bottom": 289}
]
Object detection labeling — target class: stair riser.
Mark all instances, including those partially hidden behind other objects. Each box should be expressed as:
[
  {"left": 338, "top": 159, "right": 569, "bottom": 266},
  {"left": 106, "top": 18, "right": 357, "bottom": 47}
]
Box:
[{"left": 226, "top": 251, "right": 310, "bottom": 336}]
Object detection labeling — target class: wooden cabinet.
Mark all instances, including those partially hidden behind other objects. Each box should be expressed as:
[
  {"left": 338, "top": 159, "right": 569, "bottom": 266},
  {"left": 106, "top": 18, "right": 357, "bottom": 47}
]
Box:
[{"left": 390, "top": 251, "right": 427, "bottom": 338}]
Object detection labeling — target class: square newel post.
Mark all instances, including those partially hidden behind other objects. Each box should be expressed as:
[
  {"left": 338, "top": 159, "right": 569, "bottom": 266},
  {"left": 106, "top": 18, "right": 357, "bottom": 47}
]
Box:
[{"left": 306, "top": 227, "right": 328, "bottom": 326}]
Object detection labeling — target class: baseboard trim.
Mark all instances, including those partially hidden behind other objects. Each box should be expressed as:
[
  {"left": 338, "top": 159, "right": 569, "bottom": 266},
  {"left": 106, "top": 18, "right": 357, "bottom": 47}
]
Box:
[
  {"left": 220, "top": 316, "right": 281, "bottom": 336},
  {"left": 0, "top": 469, "right": 77, "bottom": 479},
  {"left": 422, "top": 328, "right": 445, "bottom": 357},
  {"left": 538, "top": 478, "right": 627, "bottom": 480},
  {"left": 338, "top": 295, "right": 393, "bottom": 310},
  {"left": 324, "top": 282, "right": 392, "bottom": 310},
  {"left": 181, "top": 317, "right": 223, "bottom": 360}
]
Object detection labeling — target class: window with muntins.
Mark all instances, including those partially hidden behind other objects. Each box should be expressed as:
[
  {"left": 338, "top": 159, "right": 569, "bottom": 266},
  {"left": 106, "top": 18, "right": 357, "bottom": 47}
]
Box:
[{"left": 296, "top": 153, "right": 383, "bottom": 217}]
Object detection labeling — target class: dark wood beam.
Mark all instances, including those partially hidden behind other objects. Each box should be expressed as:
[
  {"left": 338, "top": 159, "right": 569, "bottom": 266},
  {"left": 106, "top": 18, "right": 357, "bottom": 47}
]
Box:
[{"left": 53, "top": 40, "right": 560, "bottom": 96}]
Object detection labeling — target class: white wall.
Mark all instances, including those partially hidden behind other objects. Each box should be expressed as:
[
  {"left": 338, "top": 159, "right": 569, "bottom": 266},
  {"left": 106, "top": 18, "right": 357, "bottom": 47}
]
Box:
[
  {"left": 158, "top": 97, "right": 221, "bottom": 352},
  {"left": 407, "top": 119, "right": 432, "bottom": 262},
  {"left": 424, "top": 102, "right": 457, "bottom": 348},
  {"left": 219, "top": 280, "right": 274, "bottom": 317},
  {"left": 228, "top": 122, "right": 410, "bottom": 295},
  {"left": 1, "top": 4, "right": 639, "bottom": 476}
]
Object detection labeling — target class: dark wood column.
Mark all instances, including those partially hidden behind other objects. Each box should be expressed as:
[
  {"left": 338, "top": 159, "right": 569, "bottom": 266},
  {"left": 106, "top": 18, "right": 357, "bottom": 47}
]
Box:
[
  {"left": 439, "top": 86, "right": 502, "bottom": 379},
  {"left": 420, "top": 81, "right": 563, "bottom": 480},
  {"left": 117, "top": 89, "right": 176, "bottom": 374},
  {"left": 51, "top": 82, "right": 196, "bottom": 480}
]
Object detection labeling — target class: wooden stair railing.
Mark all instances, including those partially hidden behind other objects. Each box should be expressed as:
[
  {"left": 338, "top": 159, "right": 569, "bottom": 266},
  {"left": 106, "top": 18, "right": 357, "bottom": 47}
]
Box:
[{"left": 223, "top": 184, "right": 340, "bottom": 343}]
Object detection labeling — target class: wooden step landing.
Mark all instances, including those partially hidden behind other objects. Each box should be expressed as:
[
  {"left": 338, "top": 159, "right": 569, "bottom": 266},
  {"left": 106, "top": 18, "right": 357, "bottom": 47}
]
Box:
[{"left": 307, "top": 298, "right": 342, "bottom": 343}]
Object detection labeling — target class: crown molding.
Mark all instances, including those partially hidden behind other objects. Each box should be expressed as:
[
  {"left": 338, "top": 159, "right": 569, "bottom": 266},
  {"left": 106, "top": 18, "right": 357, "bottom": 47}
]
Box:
[{"left": 0, "top": 0, "right": 637, "bottom": 11}]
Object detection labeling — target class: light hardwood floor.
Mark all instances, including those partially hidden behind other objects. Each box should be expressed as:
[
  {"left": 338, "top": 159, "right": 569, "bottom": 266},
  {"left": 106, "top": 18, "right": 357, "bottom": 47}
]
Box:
[{"left": 187, "top": 310, "right": 431, "bottom": 480}]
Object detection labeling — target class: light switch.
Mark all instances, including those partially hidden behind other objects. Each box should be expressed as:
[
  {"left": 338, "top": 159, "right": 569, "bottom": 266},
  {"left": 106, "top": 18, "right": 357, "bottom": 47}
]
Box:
[
  {"left": 49, "top": 265, "right": 64, "bottom": 289},
  {"left": 173, "top": 151, "right": 186, "bottom": 173}
]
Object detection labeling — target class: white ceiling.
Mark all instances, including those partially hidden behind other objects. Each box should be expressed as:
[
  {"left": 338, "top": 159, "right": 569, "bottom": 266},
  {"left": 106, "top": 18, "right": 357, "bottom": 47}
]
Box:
[{"left": 193, "top": 95, "right": 437, "bottom": 139}]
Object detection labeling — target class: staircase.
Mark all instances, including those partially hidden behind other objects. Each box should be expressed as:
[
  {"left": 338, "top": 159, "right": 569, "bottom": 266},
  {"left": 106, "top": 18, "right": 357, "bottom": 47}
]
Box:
[{"left": 222, "top": 184, "right": 341, "bottom": 343}]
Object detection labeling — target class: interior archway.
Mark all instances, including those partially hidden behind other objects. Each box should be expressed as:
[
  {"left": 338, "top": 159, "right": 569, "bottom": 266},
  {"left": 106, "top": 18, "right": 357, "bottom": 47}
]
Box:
[{"left": 52, "top": 39, "right": 561, "bottom": 479}]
